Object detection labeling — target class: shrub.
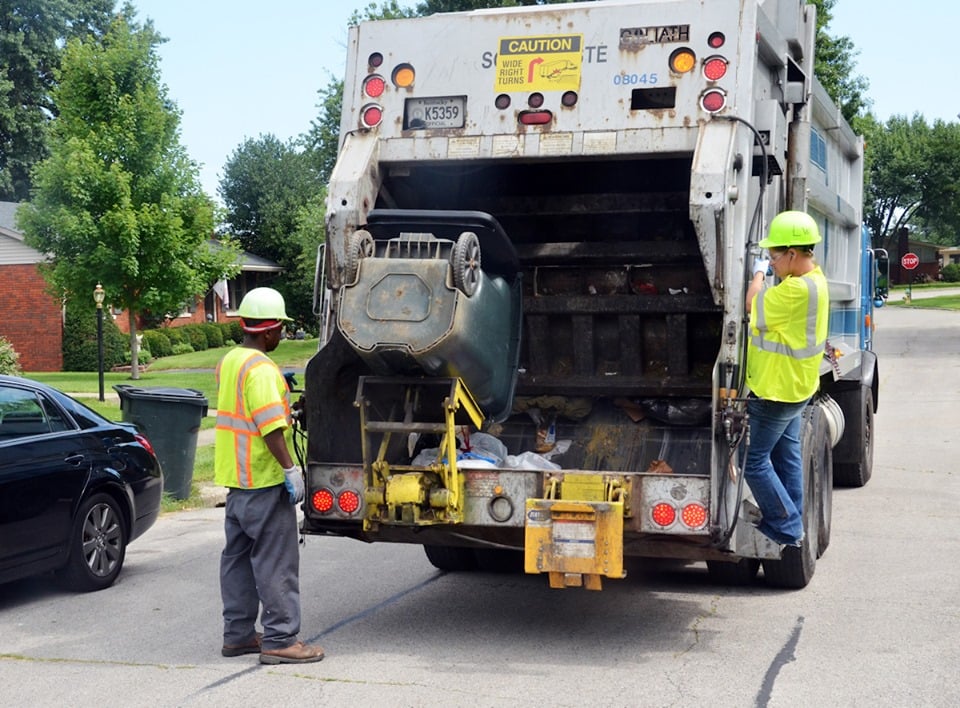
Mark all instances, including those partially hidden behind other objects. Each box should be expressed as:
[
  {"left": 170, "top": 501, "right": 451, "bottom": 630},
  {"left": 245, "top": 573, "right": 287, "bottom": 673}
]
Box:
[
  {"left": 202, "top": 323, "right": 224, "bottom": 348},
  {"left": 223, "top": 320, "right": 243, "bottom": 344},
  {"left": 941, "top": 263, "right": 960, "bottom": 283},
  {"left": 181, "top": 325, "right": 208, "bottom": 351},
  {"left": 171, "top": 342, "right": 195, "bottom": 355},
  {"left": 163, "top": 326, "right": 186, "bottom": 345},
  {"left": 142, "top": 330, "right": 173, "bottom": 358},
  {"left": 0, "top": 337, "right": 22, "bottom": 375},
  {"left": 63, "top": 306, "right": 127, "bottom": 371}
]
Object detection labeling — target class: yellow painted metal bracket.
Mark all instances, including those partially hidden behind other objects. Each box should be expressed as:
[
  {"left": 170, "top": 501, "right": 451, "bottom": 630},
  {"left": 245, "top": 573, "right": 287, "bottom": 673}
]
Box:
[{"left": 524, "top": 498, "right": 625, "bottom": 591}]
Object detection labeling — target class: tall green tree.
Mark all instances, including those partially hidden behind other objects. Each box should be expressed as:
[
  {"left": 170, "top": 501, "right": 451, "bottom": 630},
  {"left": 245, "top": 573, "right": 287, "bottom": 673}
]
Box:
[
  {"left": 219, "top": 134, "right": 322, "bottom": 325},
  {"left": 810, "top": 0, "right": 869, "bottom": 122},
  {"left": 18, "top": 10, "right": 238, "bottom": 376},
  {"left": 0, "top": 0, "right": 114, "bottom": 201}
]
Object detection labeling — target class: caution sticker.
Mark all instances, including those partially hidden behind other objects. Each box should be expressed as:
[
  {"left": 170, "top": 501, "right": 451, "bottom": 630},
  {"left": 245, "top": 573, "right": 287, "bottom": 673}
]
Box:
[{"left": 494, "top": 34, "right": 583, "bottom": 93}]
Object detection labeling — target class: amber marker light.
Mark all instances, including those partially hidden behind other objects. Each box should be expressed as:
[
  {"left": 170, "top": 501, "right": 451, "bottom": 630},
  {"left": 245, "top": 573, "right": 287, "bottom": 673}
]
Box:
[
  {"left": 392, "top": 63, "right": 416, "bottom": 88},
  {"left": 669, "top": 48, "right": 697, "bottom": 73}
]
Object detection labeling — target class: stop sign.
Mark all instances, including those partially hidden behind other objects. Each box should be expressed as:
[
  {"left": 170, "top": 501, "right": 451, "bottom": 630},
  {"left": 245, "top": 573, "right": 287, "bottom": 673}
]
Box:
[{"left": 901, "top": 252, "right": 920, "bottom": 270}]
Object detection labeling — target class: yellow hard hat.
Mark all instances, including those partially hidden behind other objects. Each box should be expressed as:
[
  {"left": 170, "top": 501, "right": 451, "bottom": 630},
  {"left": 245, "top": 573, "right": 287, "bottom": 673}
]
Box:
[
  {"left": 236, "top": 287, "right": 291, "bottom": 321},
  {"left": 759, "top": 211, "right": 822, "bottom": 248}
]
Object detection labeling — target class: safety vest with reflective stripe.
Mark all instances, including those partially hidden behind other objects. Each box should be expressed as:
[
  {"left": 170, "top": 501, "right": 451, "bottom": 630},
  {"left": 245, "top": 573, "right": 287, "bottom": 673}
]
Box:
[
  {"left": 214, "top": 347, "right": 292, "bottom": 489},
  {"left": 747, "top": 266, "right": 829, "bottom": 403}
]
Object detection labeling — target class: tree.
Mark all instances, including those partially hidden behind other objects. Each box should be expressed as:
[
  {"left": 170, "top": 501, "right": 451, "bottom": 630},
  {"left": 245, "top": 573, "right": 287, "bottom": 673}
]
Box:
[
  {"left": 0, "top": 0, "right": 114, "bottom": 201},
  {"left": 17, "top": 10, "right": 238, "bottom": 377},
  {"left": 219, "top": 134, "right": 323, "bottom": 324}
]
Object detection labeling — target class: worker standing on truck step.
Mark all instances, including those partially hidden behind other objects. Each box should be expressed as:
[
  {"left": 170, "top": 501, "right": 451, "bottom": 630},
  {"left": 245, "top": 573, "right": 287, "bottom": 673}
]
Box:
[
  {"left": 743, "top": 211, "right": 829, "bottom": 547},
  {"left": 214, "top": 287, "right": 325, "bottom": 665}
]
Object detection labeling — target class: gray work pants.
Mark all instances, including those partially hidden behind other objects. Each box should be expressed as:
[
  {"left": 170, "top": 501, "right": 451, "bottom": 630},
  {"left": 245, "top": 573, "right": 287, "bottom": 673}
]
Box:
[{"left": 220, "top": 485, "right": 300, "bottom": 651}]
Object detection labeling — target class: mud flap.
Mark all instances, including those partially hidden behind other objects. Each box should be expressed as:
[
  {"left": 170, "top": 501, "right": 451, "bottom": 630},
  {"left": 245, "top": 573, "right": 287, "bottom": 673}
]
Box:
[{"left": 524, "top": 499, "right": 625, "bottom": 590}]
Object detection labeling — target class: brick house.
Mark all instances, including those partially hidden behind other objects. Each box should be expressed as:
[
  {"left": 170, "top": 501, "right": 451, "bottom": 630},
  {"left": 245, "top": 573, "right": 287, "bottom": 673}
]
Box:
[
  {"left": 0, "top": 201, "right": 282, "bottom": 371},
  {"left": 0, "top": 202, "right": 63, "bottom": 371}
]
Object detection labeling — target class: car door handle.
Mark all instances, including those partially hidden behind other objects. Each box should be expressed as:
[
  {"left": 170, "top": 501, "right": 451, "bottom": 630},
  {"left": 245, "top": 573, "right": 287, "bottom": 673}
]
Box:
[{"left": 64, "top": 454, "right": 86, "bottom": 466}]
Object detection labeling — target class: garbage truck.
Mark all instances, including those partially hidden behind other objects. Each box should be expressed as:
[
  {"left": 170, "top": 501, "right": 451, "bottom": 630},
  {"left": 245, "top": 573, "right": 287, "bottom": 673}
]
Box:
[{"left": 299, "top": 0, "right": 883, "bottom": 589}]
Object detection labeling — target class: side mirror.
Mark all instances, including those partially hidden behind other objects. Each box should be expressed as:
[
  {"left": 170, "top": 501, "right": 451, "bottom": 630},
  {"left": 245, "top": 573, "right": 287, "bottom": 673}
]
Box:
[{"left": 875, "top": 252, "right": 889, "bottom": 301}]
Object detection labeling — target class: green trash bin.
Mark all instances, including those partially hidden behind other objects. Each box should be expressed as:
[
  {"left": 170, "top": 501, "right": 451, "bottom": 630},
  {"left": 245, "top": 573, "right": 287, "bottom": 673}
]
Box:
[{"left": 114, "top": 385, "right": 209, "bottom": 500}]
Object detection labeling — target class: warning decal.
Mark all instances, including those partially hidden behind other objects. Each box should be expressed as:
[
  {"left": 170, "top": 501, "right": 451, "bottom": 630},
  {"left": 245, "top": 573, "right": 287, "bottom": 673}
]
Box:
[{"left": 494, "top": 34, "right": 583, "bottom": 93}]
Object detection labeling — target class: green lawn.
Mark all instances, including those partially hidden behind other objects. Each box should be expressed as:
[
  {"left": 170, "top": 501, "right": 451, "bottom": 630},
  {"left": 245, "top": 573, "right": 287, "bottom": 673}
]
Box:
[{"left": 23, "top": 338, "right": 319, "bottom": 513}]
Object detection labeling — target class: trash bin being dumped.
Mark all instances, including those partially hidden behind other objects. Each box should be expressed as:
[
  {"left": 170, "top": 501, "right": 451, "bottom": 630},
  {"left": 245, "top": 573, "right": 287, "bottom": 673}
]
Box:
[{"left": 114, "top": 385, "right": 208, "bottom": 500}]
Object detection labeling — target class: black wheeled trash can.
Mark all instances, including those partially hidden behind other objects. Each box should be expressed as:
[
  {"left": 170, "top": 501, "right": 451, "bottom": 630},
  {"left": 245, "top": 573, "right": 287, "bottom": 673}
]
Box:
[{"left": 114, "top": 385, "right": 209, "bottom": 500}]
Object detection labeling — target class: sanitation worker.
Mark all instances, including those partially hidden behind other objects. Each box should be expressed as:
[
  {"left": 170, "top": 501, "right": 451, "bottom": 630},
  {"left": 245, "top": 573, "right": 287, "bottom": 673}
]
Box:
[
  {"left": 744, "top": 211, "right": 829, "bottom": 547},
  {"left": 215, "top": 287, "right": 324, "bottom": 664}
]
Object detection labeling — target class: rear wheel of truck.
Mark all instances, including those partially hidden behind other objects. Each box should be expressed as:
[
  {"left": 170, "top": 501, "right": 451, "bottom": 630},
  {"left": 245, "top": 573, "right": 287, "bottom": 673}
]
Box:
[
  {"left": 762, "top": 406, "right": 827, "bottom": 589},
  {"left": 833, "top": 385, "right": 874, "bottom": 488},
  {"left": 474, "top": 548, "right": 524, "bottom": 574},
  {"left": 423, "top": 545, "right": 477, "bottom": 572}
]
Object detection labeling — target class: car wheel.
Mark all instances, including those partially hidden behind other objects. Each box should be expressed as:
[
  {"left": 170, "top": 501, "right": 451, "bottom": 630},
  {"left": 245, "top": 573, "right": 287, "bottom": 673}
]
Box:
[{"left": 57, "top": 493, "right": 127, "bottom": 592}]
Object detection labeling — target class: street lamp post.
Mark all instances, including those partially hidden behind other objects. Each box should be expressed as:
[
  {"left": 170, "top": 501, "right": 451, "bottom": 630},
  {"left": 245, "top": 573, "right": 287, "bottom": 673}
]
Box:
[{"left": 93, "top": 282, "right": 105, "bottom": 402}]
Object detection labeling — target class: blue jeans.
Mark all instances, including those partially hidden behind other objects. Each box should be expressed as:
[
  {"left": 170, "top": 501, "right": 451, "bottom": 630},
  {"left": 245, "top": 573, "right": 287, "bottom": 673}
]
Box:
[{"left": 744, "top": 398, "right": 807, "bottom": 544}]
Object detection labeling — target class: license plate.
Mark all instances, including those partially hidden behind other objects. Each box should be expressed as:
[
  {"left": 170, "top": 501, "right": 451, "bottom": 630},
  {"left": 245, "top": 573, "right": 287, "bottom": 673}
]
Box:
[{"left": 404, "top": 96, "right": 466, "bottom": 130}]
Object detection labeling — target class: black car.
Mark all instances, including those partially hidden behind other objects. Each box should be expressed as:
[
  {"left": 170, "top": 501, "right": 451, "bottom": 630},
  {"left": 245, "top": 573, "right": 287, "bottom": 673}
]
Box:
[{"left": 0, "top": 375, "right": 163, "bottom": 591}]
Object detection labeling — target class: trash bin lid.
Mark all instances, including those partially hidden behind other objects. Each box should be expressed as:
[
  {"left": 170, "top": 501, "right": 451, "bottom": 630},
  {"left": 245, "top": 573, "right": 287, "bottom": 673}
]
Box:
[{"left": 113, "top": 384, "right": 208, "bottom": 406}]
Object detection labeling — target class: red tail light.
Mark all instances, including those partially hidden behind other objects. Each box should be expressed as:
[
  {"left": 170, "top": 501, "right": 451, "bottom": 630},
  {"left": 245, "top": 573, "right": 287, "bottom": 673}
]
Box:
[
  {"left": 518, "top": 110, "right": 552, "bottom": 125},
  {"left": 312, "top": 488, "right": 335, "bottom": 514},
  {"left": 681, "top": 503, "right": 708, "bottom": 529},
  {"left": 134, "top": 433, "right": 156, "bottom": 457},
  {"left": 338, "top": 490, "right": 361, "bottom": 514},
  {"left": 363, "top": 75, "right": 386, "bottom": 98},
  {"left": 651, "top": 502, "right": 677, "bottom": 527},
  {"left": 361, "top": 104, "right": 383, "bottom": 128},
  {"left": 701, "top": 89, "right": 726, "bottom": 113},
  {"left": 703, "top": 56, "right": 728, "bottom": 82}
]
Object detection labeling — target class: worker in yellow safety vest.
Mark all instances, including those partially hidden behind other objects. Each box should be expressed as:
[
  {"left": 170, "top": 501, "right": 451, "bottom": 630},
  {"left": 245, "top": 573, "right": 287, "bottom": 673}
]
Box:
[
  {"left": 743, "top": 211, "right": 829, "bottom": 547},
  {"left": 214, "top": 287, "right": 324, "bottom": 665}
]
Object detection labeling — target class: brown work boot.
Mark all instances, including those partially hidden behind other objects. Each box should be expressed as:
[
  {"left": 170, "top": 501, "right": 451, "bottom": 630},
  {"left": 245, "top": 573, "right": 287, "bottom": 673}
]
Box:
[
  {"left": 221, "top": 632, "right": 262, "bottom": 657},
  {"left": 259, "top": 640, "right": 325, "bottom": 665}
]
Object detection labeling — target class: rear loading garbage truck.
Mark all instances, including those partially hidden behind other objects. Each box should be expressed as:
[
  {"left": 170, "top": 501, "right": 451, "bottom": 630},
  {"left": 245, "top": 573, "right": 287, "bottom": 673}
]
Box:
[{"left": 300, "top": 0, "right": 881, "bottom": 589}]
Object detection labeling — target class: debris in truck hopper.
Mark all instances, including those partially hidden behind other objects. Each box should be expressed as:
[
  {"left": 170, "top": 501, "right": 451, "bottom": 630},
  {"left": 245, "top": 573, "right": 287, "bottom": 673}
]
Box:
[
  {"left": 614, "top": 398, "right": 646, "bottom": 423},
  {"left": 668, "top": 287, "right": 689, "bottom": 295},
  {"left": 512, "top": 395, "right": 593, "bottom": 420},
  {"left": 647, "top": 459, "right": 674, "bottom": 474},
  {"left": 535, "top": 412, "right": 557, "bottom": 453},
  {"left": 639, "top": 398, "right": 712, "bottom": 426}
]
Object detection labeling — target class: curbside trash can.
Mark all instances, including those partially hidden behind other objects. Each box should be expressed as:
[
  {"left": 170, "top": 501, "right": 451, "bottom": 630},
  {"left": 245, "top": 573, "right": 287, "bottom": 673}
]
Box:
[{"left": 114, "top": 385, "right": 208, "bottom": 500}]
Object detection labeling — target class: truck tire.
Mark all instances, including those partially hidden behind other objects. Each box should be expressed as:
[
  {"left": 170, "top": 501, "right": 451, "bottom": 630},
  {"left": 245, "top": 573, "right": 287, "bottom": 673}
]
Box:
[
  {"left": 762, "top": 406, "right": 824, "bottom": 589},
  {"left": 474, "top": 548, "right": 524, "bottom": 574},
  {"left": 816, "top": 413, "right": 833, "bottom": 558},
  {"left": 423, "top": 544, "right": 477, "bottom": 572},
  {"left": 450, "top": 231, "right": 481, "bottom": 296},
  {"left": 344, "top": 230, "right": 375, "bottom": 284},
  {"left": 833, "top": 385, "right": 874, "bottom": 487}
]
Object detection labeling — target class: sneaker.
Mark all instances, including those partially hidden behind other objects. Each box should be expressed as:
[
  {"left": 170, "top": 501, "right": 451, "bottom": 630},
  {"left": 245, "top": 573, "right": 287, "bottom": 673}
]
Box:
[
  {"left": 221, "top": 632, "right": 262, "bottom": 657},
  {"left": 259, "top": 640, "right": 325, "bottom": 665}
]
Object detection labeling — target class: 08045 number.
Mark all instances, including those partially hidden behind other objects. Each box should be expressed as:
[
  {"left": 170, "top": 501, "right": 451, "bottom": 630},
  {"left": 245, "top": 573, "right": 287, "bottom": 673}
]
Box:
[{"left": 613, "top": 73, "right": 659, "bottom": 86}]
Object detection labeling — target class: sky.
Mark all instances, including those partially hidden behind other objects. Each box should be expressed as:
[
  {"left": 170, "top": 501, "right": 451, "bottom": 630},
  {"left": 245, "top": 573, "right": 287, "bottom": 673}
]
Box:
[{"left": 131, "top": 0, "right": 958, "bottom": 201}]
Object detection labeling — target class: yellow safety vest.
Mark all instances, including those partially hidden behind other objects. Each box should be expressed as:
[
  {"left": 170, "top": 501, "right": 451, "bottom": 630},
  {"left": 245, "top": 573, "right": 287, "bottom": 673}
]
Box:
[
  {"left": 747, "top": 266, "right": 829, "bottom": 403},
  {"left": 214, "top": 347, "right": 292, "bottom": 489}
]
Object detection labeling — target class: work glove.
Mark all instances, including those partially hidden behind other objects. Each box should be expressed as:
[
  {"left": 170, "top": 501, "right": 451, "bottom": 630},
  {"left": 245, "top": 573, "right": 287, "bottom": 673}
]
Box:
[
  {"left": 282, "top": 465, "right": 304, "bottom": 505},
  {"left": 752, "top": 257, "right": 771, "bottom": 276}
]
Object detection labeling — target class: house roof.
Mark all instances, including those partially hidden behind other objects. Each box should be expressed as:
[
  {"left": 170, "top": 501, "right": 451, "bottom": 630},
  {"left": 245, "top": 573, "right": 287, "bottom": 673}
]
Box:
[
  {"left": 207, "top": 239, "right": 282, "bottom": 272},
  {"left": 0, "top": 202, "right": 44, "bottom": 265},
  {"left": 0, "top": 201, "right": 20, "bottom": 231}
]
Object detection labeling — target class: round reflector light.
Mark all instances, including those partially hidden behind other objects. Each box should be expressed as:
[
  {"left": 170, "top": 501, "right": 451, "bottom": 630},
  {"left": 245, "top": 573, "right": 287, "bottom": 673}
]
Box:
[
  {"left": 495, "top": 93, "right": 511, "bottom": 110},
  {"left": 312, "top": 488, "right": 334, "bottom": 514},
  {"left": 392, "top": 64, "right": 415, "bottom": 88},
  {"left": 361, "top": 104, "right": 383, "bottom": 128},
  {"left": 701, "top": 89, "right": 726, "bottom": 113},
  {"left": 368, "top": 52, "right": 384, "bottom": 68},
  {"left": 528, "top": 92, "right": 544, "bottom": 108},
  {"left": 708, "top": 32, "right": 726, "bottom": 49},
  {"left": 338, "top": 489, "right": 361, "bottom": 514},
  {"left": 681, "top": 503, "right": 708, "bottom": 529},
  {"left": 561, "top": 91, "right": 578, "bottom": 107},
  {"left": 651, "top": 502, "right": 677, "bottom": 527},
  {"left": 703, "top": 56, "right": 728, "bottom": 82},
  {"left": 669, "top": 48, "right": 697, "bottom": 74},
  {"left": 363, "top": 75, "right": 386, "bottom": 98}
]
